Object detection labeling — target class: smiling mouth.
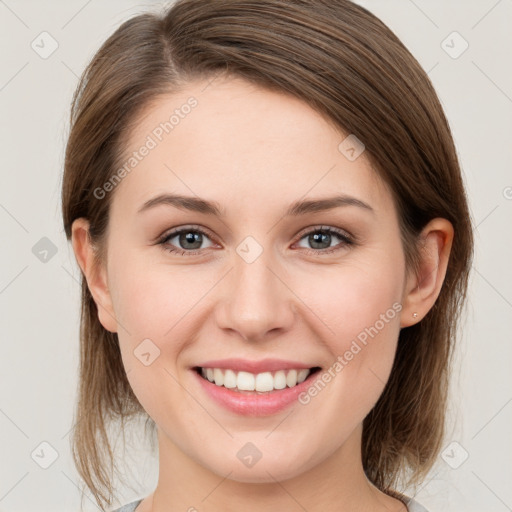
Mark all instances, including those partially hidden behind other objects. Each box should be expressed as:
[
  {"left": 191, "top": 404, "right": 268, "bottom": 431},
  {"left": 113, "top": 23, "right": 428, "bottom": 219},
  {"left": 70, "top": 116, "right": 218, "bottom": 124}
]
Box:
[{"left": 193, "top": 366, "right": 322, "bottom": 394}]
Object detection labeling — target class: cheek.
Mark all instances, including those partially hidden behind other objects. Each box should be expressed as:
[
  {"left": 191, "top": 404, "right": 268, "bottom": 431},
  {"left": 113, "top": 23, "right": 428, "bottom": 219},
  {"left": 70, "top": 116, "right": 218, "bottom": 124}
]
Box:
[
  {"left": 108, "top": 250, "right": 204, "bottom": 342},
  {"left": 311, "top": 285, "right": 401, "bottom": 412},
  {"left": 107, "top": 250, "right": 225, "bottom": 415},
  {"left": 305, "top": 258, "right": 404, "bottom": 355},
  {"left": 293, "top": 252, "right": 404, "bottom": 433}
]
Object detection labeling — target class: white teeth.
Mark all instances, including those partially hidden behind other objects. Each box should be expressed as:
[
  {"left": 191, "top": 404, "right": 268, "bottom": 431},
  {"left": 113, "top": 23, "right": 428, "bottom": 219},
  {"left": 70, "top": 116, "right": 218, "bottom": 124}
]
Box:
[
  {"left": 237, "top": 371, "right": 255, "bottom": 391},
  {"left": 213, "top": 368, "right": 224, "bottom": 386},
  {"left": 297, "top": 369, "right": 309, "bottom": 383},
  {"left": 286, "top": 369, "right": 297, "bottom": 388},
  {"left": 273, "top": 370, "right": 287, "bottom": 390},
  {"left": 255, "top": 372, "right": 274, "bottom": 392},
  {"left": 223, "top": 369, "right": 237, "bottom": 388},
  {"left": 199, "top": 367, "right": 314, "bottom": 392}
]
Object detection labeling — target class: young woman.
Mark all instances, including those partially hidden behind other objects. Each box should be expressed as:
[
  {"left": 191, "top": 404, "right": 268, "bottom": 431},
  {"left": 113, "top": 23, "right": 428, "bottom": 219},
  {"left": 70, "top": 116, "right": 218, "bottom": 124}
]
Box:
[{"left": 61, "top": 1, "right": 474, "bottom": 511}]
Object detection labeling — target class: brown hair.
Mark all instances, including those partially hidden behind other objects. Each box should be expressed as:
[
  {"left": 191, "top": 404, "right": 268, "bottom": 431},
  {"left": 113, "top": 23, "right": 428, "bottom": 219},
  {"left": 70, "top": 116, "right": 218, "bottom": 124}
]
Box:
[{"left": 61, "top": 0, "right": 474, "bottom": 509}]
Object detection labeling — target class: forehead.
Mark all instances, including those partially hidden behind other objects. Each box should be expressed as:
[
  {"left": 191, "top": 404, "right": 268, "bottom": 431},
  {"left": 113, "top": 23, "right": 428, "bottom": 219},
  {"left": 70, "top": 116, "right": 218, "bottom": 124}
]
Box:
[{"left": 111, "top": 76, "right": 392, "bottom": 219}]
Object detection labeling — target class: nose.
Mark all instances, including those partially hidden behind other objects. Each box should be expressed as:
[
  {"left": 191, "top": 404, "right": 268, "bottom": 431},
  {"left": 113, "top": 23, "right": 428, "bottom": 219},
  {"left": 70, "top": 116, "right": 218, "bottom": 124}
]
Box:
[{"left": 215, "top": 248, "right": 296, "bottom": 342}]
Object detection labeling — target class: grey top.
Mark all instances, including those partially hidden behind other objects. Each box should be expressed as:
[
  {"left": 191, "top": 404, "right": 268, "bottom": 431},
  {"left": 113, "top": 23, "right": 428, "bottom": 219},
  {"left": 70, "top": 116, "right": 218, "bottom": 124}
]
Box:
[
  {"left": 112, "top": 500, "right": 142, "bottom": 512},
  {"left": 112, "top": 495, "right": 429, "bottom": 511},
  {"left": 406, "top": 496, "right": 430, "bottom": 512}
]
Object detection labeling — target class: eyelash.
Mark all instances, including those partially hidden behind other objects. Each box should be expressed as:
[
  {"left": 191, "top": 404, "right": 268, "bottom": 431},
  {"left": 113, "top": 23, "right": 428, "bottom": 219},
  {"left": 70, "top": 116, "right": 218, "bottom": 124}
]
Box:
[{"left": 157, "top": 224, "right": 356, "bottom": 257}]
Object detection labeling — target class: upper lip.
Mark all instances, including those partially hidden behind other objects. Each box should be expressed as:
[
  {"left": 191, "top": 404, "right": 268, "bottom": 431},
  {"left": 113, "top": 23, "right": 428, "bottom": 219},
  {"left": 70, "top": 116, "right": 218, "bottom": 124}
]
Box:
[{"left": 194, "top": 358, "right": 320, "bottom": 374}]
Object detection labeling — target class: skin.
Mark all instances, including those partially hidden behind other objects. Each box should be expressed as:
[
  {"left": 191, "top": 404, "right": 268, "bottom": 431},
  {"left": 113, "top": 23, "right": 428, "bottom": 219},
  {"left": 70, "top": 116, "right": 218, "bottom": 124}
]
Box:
[{"left": 72, "top": 76, "right": 453, "bottom": 512}]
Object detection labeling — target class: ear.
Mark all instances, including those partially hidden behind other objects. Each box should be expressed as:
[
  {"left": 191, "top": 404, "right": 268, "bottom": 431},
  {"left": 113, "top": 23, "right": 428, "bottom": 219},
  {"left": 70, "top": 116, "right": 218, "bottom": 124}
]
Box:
[
  {"left": 71, "top": 218, "right": 118, "bottom": 333},
  {"left": 400, "top": 218, "right": 454, "bottom": 328}
]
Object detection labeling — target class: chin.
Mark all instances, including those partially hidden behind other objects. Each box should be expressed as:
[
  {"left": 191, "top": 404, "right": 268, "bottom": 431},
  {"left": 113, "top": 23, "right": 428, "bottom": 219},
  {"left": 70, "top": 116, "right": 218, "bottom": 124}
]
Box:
[
  {"left": 200, "top": 446, "right": 318, "bottom": 484},
  {"left": 215, "top": 462, "right": 303, "bottom": 484}
]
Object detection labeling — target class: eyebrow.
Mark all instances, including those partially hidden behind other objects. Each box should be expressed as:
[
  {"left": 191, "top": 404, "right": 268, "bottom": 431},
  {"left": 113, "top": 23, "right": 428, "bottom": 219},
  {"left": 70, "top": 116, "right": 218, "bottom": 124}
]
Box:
[{"left": 137, "top": 193, "right": 374, "bottom": 217}]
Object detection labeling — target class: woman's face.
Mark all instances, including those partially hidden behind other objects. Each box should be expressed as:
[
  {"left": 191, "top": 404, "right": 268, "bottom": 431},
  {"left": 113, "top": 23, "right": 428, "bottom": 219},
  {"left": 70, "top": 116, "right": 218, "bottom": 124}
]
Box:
[{"left": 96, "top": 76, "right": 410, "bottom": 482}]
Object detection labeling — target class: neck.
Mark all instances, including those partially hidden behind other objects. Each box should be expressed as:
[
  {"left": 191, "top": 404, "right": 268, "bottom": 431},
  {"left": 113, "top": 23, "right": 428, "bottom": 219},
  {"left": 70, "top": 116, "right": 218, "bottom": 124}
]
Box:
[{"left": 143, "top": 423, "right": 406, "bottom": 512}]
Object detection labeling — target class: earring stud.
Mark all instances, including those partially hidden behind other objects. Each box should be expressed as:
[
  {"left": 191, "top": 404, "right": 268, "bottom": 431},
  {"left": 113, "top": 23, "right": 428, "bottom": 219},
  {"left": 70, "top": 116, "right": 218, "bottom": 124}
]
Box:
[{"left": 412, "top": 312, "right": 418, "bottom": 318}]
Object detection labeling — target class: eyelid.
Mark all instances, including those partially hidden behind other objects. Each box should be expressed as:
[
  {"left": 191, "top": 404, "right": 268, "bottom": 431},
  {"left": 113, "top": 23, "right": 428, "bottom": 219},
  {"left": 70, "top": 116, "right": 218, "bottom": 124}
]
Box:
[
  {"left": 294, "top": 224, "right": 354, "bottom": 242},
  {"left": 156, "top": 224, "right": 217, "bottom": 243}
]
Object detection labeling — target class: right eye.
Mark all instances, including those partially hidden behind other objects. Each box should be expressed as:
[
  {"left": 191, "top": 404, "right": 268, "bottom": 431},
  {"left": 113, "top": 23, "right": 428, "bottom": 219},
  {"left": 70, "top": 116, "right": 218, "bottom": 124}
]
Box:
[{"left": 158, "top": 225, "right": 216, "bottom": 256}]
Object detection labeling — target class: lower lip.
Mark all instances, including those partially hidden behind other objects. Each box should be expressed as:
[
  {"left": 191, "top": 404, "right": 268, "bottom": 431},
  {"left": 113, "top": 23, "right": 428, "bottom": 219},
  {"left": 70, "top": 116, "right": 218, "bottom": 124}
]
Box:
[{"left": 192, "top": 369, "right": 321, "bottom": 416}]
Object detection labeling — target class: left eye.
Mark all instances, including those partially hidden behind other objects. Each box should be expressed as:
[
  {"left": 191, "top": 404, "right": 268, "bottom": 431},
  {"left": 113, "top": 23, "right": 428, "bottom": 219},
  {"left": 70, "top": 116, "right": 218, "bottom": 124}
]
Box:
[
  {"left": 158, "top": 225, "right": 354, "bottom": 256},
  {"left": 294, "top": 227, "right": 354, "bottom": 254}
]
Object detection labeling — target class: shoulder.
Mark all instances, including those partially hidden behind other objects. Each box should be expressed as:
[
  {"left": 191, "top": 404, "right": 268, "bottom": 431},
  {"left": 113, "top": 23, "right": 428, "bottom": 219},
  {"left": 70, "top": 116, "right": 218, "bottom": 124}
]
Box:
[
  {"left": 111, "top": 499, "right": 143, "bottom": 512},
  {"left": 111, "top": 496, "right": 429, "bottom": 512},
  {"left": 405, "top": 496, "right": 430, "bottom": 512}
]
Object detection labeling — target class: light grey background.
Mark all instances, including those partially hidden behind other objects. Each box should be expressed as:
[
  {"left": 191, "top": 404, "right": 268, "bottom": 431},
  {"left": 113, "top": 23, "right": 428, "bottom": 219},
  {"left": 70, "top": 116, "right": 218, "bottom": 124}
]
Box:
[{"left": 1, "top": 1, "right": 511, "bottom": 511}]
